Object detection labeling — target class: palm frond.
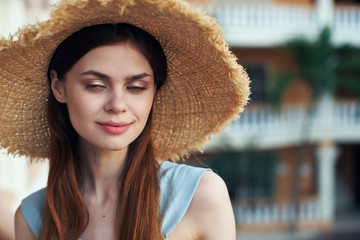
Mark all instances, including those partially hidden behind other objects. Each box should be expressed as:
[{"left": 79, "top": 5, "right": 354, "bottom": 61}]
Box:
[
  {"left": 268, "top": 71, "right": 298, "bottom": 109},
  {"left": 272, "top": 26, "right": 360, "bottom": 105}
]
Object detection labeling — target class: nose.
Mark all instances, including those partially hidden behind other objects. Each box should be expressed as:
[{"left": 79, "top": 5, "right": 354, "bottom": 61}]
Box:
[{"left": 104, "top": 89, "right": 127, "bottom": 113}]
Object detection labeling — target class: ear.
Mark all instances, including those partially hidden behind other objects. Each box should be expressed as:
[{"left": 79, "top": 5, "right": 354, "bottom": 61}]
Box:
[{"left": 50, "top": 70, "right": 67, "bottom": 103}]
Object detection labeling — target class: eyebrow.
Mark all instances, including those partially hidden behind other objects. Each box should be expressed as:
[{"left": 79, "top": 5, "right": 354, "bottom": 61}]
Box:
[
  {"left": 81, "top": 70, "right": 152, "bottom": 82},
  {"left": 128, "top": 73, "right": 152, "bottom": 81},
  {"left": 81, "top": 70, "right": 110, "bottom": 80}
]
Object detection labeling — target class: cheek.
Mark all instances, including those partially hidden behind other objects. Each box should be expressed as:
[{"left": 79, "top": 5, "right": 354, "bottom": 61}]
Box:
[
  {"left": 134, "top": 95, "right": 154, "bottom": 121},
  {"left": 66, "top": 94, "right": 98, "bottom": 126},
  {"left": 143, "top": 95, "right": 155, "bottom": 115}
]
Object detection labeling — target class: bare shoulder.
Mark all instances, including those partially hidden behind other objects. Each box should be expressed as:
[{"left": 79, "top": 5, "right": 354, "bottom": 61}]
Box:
[
  {"left": 14, "top": 206, "right": 37, "bottom": 240},
  {"left": 189, "top": 171, "right": 236, "bottom": 240},
  {"left": 195, "top": 171, "right": 229, "bottom": 201}
]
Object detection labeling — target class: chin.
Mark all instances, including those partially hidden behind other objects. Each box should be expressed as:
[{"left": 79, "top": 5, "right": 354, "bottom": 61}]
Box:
[{"left": 105, "top": 144, "right": 129, "bottom": 152}]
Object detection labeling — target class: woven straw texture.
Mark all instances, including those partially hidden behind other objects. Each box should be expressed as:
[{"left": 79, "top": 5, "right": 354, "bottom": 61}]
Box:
[{"left": 0, "top": 0, "right": 250, "bottom": 161}]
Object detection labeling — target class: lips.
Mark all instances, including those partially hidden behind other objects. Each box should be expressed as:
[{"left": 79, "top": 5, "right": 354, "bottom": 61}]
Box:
[{"left": 96, "top": 121, "right": 131, "bottom": 134}]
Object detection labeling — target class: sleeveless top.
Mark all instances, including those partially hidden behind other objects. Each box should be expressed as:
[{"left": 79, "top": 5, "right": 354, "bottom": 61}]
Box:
[{"left": 21, "top": 161, "right": 210, "bottom": 239}]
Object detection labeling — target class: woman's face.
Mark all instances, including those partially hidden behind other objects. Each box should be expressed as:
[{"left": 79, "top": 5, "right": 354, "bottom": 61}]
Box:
[{"left": 51, "top": 42, "right": 155, "bottom": 152}]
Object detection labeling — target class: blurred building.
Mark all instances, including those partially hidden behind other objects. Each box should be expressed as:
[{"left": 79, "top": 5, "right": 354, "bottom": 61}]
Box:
[{"left": 196, "top": 0, "right": 360, "bottom": 238}]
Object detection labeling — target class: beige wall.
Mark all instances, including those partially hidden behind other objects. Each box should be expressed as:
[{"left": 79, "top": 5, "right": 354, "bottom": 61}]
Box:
[
  {"left": 233, "top": 47, "right": 312, "bottom": 104},
  {"left": 275, "top": 146, "right": 316, "bottom": 202},
  {"left": 275, "top": 0, "right": 314, "bottom": 4}
]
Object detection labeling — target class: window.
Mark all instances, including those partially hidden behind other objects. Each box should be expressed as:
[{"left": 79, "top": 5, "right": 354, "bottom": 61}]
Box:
[{"left": 243, "top": 64, "right": 268, "bottom": 103}]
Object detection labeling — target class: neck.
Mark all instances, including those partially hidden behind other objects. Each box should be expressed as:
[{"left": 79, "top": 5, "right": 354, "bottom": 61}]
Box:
[{"left": 79, "top": 139, "right": 128, "bottom": 202}]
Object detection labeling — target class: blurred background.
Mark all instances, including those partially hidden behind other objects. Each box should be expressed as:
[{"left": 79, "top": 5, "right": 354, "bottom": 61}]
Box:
[{"left": 0, "top": 0, "right": 360, "bottom": 240}]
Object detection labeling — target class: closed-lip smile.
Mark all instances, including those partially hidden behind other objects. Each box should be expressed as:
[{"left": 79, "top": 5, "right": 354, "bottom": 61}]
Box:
[{"left": 96, "top": 121, "right": 131, "bottom": 134}]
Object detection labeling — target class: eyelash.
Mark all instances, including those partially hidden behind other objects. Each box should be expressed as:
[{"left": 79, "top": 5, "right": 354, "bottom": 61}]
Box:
[
  {"left": 127, "top": 86, "right": 147, "bottom": 92},
  {"left": 85, "top": 84, "right": 147, "bottom": 93},
  {"left": 85, "top": 84, "right": 106, "bottom": 89}
]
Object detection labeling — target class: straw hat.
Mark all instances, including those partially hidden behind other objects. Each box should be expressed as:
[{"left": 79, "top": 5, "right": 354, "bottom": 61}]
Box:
[{"left": 0, "top": 0, "right": 250, "bottom": 161}]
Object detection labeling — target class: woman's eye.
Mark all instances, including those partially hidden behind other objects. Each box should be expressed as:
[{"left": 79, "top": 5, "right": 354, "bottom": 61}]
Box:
[
  {"left": 85, "top": 84, "right": 107, "bottom": 90},
  {"left": 127, "top": 86, "right": 147, "bottom": 92}
]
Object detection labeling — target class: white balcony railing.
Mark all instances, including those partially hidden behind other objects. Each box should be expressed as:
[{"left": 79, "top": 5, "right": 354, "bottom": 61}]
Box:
[
  {"left": 203, "top": 1, "right": 360, "bottom": 47},
  {"left": 334, "top": 6, "right": 360, "bottom": 30},
  {"left": 211, "top": 3, "right": 317, "bottom": 31},
  {"left": 207, "top": 99, "right": 360, "bottom": 151},
  {"left": 233, "top": 198, "right": 326, "bottom": 230}
]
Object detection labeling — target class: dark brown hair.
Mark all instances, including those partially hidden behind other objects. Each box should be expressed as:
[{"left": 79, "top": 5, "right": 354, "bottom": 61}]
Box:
[{"left": 42, "top": 23, "right": 167, "bottom": 240}]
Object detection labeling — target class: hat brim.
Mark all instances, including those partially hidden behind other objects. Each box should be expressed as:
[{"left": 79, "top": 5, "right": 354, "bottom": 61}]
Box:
[{"left": 0, "top": 0, "right": 250, "bottom": 161}]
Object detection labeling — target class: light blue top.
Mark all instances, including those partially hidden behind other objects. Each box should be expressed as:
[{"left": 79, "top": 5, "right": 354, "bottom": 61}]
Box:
[{"left": 21, "top": 161, "right": 210, "bottom": 239}]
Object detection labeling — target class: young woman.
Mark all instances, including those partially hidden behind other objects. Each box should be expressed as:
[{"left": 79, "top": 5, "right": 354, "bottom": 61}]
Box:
[{"left": 0, "top": 0, "right": 250, "bottom": 239}]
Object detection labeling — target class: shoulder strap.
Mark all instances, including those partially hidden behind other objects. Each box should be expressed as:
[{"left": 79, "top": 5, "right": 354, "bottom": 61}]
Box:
[
  {"left": 21, "top": 188, "right": 46, "bottom": 238},
  {"left": 159, "top": 161, "right": 210, "bottom": 237}
]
